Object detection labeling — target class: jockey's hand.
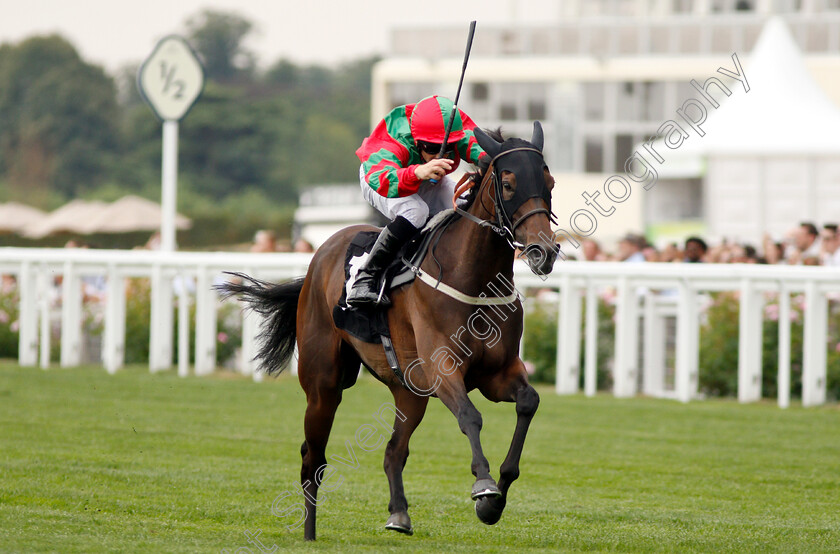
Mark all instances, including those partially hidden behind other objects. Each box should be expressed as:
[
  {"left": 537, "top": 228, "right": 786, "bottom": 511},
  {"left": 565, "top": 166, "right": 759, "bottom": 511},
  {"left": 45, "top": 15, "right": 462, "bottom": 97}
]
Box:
[{"left": 415, "top": 158, "right": 454, "bottom": 182}]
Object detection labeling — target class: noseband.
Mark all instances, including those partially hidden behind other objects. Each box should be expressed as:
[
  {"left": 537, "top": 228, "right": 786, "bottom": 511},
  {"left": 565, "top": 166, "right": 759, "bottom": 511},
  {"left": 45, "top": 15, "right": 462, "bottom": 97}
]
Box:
[{"left": 454, "top": 147, "right": 555, "bottom": 250}]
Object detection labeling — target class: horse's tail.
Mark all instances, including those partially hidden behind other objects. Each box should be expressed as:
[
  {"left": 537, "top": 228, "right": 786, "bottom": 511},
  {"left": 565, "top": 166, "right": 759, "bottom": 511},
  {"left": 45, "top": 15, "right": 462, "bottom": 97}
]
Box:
[{"left": 216, "top": 272, "right": 305, "bottom": 376}]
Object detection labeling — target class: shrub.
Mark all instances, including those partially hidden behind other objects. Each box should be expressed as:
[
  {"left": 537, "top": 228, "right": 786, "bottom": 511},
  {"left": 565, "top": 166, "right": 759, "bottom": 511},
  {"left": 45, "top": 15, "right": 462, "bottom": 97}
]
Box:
[
  {"left": 522, "top": 299, "right": 557, "bottom": 384},
  {"left": 216, "top": 301, "right": 242, "bottom": 367},
  {"left": 698, "top": 292, "right": 741, "bottom": 396},
  {"left": 522, "top": 292, "right": 613, "bottom": 389},
  {"left": 699, "top": 292, "right": 840, "bottom": 400},
  {"left": 0, "top": 280, "right": 19, "bottom": 358},
  {"left": 124, "top": 278, "right": 152, "bottom": 364},
  {"left": 122, "top": 277, "right": 242, "bottom": 368}
]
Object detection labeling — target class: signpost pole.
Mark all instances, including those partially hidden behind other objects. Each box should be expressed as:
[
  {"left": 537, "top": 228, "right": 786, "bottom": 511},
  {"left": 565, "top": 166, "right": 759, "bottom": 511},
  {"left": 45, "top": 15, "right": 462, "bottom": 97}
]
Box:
[
  {"left": 138, "top": 35, "right": 204, "bottom": 373},
  {"left": 138, "top": 35, "right": 205, "bottom": 252},
  {"left": 161, "top": 120, "right": 179, "bottom": 252}
]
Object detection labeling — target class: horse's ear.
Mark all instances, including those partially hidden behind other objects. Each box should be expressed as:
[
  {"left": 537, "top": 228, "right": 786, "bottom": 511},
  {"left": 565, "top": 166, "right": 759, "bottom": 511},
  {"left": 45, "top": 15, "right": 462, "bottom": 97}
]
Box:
[
  {"left": 474, "top": 127, "right": 501, "bottom": 159},
  {"left": 531, "top": 121, "right": 544, "bottom": 151}
]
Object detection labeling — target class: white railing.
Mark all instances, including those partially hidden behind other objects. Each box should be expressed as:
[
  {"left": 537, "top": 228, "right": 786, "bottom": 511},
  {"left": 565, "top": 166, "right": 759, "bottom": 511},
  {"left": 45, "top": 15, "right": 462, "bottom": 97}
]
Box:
[
  {"left": 514, "top": 262, "right": 840, "bottom": 408},
  {"left": 0, "top": 248, "right": 311, "bottom": 381},
  {"left": 1, "top": 247, "right": 839, "bottom": 407}
]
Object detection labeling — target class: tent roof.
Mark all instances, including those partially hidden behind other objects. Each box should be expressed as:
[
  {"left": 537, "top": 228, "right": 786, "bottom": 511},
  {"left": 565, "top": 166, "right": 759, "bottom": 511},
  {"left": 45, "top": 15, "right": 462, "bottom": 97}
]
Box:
[{"left": 654, "top": 17, "right": 840, "bottom": 176}]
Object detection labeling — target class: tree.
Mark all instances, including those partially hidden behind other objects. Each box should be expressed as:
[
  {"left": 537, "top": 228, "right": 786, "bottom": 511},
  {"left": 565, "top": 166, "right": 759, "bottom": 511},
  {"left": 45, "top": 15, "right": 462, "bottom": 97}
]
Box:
[
  {"left": 185, "top": 10, "right": 256, "bottom": 83},
  {"left": 0, "top": 35, "right": 119, "bottom": 202},
  {"left": 296, "top": 113, "right": 363, "bottom": 186},
  {"left": 0, "top": 20, "right": 377, "bottom": 217},
  {"left": 176, "top": 84, "right": 300, "bottom": 201}
]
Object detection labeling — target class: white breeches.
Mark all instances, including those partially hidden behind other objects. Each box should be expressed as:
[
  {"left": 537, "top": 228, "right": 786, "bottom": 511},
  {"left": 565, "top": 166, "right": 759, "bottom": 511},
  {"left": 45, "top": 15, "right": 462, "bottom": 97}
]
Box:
[{"left": 359, "top": 165, "right": 456, "bottom": 228}]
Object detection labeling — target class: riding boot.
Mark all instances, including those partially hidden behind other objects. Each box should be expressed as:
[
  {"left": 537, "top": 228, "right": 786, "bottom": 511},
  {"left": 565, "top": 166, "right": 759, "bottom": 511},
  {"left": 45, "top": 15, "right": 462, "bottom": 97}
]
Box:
[{"left": 347, "top": 216, "right": 417, "bottom": 308}]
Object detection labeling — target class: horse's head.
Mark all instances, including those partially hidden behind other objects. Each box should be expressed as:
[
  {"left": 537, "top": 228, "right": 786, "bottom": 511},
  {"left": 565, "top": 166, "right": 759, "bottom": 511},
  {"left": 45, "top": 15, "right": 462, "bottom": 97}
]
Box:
[{"left": 473, "top": 122, "right": 557, "bottom": 276}]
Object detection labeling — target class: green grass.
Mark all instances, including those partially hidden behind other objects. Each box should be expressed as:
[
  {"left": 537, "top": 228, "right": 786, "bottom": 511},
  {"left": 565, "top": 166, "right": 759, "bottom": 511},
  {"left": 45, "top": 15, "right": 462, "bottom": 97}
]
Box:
[{"left": 1, "top": 361, "right": 839, "bottom": 553}]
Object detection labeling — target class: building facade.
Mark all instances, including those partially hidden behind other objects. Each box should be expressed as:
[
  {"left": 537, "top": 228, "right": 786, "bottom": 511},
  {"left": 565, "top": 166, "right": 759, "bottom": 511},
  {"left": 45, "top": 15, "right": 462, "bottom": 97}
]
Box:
[{"left": 372, "top": 0, "right": 840, "bottom": 246}]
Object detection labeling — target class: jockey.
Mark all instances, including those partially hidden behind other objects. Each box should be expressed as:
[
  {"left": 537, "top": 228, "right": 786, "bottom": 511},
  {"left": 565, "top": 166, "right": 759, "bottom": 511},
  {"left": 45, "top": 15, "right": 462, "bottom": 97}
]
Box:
[{"left": 348, "top": 95, "right": 488, "bottom": 307}]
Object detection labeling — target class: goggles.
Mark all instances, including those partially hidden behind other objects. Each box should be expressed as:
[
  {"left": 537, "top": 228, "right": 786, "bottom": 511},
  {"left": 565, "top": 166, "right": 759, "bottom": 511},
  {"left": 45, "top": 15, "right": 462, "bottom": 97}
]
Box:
[{"left": 417, "top": 141, "right": 456, "bottom": 156}]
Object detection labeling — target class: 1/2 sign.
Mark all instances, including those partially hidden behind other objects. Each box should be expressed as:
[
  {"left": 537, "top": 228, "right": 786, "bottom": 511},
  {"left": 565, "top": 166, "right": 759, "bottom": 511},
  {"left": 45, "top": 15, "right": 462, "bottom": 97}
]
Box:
[{"left": 138, "top": 35, "right": 205, "bottom": 121}]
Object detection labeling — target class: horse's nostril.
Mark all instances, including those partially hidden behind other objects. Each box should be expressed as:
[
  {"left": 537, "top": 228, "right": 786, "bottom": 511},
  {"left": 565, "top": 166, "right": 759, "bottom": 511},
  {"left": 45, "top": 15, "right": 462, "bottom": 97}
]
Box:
[
  {"left": 530, "top": 246, "right": 546, "bottom": 262},
  {"left": 526, "top": 244, "right": 557, "bottom": 275}
]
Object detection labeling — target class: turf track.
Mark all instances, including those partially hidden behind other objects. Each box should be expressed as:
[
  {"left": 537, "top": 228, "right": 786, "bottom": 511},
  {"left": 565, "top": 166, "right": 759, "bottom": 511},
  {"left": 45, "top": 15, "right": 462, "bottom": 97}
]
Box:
[{"left": 1, "top": 362, "right": 838, "bottom": 553}]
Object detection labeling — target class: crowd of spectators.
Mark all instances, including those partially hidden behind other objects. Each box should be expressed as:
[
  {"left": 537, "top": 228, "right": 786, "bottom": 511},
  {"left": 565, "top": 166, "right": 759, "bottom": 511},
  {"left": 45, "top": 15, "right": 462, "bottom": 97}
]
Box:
[
  {"left": 249, "top": 229, "right": 315, "bottom": 253},
  {"left": 574, "top": 222, "right": 840, "bottom": 266}
]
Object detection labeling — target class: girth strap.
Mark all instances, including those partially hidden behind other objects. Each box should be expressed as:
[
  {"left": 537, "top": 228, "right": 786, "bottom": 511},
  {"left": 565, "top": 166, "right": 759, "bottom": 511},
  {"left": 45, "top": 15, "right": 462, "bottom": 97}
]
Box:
[
  {"left": 415, "top": 268, "right": 520, "bottom": 306},
  {"left": 379, "top": 334, "right": 408, "bottom": 389}
]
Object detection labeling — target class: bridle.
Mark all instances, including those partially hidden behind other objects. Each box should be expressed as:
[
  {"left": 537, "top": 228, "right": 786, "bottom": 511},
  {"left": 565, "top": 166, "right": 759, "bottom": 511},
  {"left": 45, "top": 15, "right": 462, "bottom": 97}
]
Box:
[
  {"left": 453, "top": 147, "right": 557, "bottom": 250},
  {"left": 413, "top": 144, "right": 556, "bottom": 300}
]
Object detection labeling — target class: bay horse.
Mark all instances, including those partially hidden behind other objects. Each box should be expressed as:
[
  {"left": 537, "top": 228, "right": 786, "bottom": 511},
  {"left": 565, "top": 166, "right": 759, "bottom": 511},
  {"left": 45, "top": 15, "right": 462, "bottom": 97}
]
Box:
[{"left": 219, "top": 122, "right": 557, "bottom": 540}]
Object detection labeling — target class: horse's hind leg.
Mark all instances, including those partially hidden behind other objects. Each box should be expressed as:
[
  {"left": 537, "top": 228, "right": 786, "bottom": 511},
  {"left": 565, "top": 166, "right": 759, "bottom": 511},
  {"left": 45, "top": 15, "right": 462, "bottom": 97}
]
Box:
[
  {"left": 382, "top": 386, "right": 428, "bottom": 535},
  {"left": 475, "top": 361, "right": 539, "bottom": 525},
  {"left": 299, "top": 380, "right": 340, "bottom": 541},
  {"left": 297, "top": 334, "right": 353, "bottom": 541}
]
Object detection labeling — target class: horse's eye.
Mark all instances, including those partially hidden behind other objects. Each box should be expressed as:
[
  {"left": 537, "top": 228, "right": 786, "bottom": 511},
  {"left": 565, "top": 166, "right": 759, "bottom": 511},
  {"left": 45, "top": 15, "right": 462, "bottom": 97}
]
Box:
[{"left": 502, "top": 182, "right": 513, "bottom": 190}]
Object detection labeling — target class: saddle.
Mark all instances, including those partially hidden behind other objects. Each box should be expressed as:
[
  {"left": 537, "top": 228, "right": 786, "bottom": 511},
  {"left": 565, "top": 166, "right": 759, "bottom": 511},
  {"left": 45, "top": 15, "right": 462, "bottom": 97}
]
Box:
[{"left": 332, "top": 209, "right": 457, "bottom": 344}]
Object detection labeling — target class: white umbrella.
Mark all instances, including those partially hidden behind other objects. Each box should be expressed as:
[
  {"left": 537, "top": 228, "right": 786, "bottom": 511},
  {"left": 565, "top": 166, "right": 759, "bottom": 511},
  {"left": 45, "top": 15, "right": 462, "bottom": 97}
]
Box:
[
  {"left": 21, "top": 199, "right": 109, "bottom": 239},
  {"left": 0, "top": 202, "right": 47, "bottom": 233},
  {"left": 80, "top": 195, "right": 191, "bottom": 234}
]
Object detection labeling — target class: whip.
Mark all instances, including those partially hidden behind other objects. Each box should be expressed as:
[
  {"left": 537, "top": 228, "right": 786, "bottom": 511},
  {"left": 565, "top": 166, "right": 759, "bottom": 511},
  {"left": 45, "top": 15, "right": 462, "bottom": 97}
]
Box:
[{"left": 430, "top": 20, "right": 476, "bottom": 184}]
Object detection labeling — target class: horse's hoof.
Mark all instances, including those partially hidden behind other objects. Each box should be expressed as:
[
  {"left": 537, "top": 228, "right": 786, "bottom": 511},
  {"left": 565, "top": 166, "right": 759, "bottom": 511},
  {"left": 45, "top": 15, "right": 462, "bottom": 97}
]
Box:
[
  {"left": 475, "top": 494, "right": 506, "bottom": 525},
  {"left": 471, "top": 478, "right": 502, "bottom": 500},
  {"left": 385, "top": 512, "right": 413, "bottom": 535}
]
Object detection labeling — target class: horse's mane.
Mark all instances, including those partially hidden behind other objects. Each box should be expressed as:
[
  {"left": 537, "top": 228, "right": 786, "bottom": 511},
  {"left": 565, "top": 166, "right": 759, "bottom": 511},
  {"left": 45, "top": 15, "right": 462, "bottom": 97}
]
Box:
[
  {"left": 459, "top": 127, "right": 505, "bottom": 210},
  {"left": 482, "top": 127, "right": 505, "bottom": 144}
]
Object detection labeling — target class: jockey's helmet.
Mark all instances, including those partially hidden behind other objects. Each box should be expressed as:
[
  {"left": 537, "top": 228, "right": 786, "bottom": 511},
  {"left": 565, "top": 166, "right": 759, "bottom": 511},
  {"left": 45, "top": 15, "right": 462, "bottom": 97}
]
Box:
[{"left": 410, "top": 95, "right": 465, "bottom": 145}]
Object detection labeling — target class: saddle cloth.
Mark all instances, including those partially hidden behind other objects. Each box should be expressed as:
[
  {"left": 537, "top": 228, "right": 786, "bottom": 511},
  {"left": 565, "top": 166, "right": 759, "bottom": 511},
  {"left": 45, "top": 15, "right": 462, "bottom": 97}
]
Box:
[{"left": 332, "top": 210, "right": 457, "bottom": 344}]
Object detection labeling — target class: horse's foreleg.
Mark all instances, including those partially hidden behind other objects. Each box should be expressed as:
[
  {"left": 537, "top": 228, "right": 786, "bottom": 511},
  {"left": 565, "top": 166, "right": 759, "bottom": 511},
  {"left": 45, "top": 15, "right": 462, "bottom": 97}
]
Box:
[
  {"left": 382, "top": 386, "right": 428, "bottom": 535},
  {"left": 498, "top": 380, "right": 539, "bottom": 492},
  {"left": 475, "top": 362, "right": 539, "bottom": 525},
  {"left": 435, "top": 377, "right": 500, "bottom": 500}
]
